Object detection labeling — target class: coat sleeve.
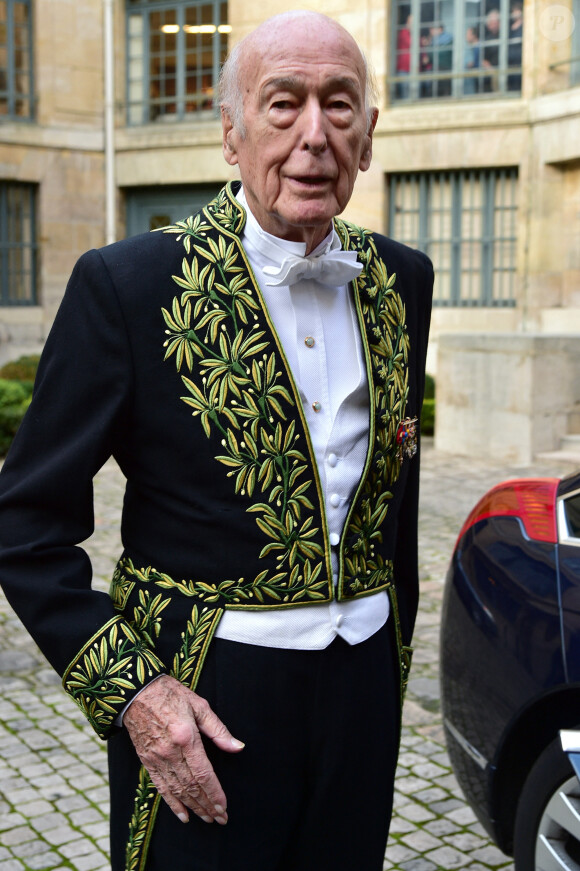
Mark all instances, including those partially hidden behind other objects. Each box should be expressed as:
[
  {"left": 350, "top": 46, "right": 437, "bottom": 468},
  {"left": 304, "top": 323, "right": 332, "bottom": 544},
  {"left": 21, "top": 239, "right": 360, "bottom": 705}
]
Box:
[
  {"left": 392, "top": 248, "right": 434, "bottom": 648},
  {"left": 0, "top": 250, "right": 166, "bottom": 739}
]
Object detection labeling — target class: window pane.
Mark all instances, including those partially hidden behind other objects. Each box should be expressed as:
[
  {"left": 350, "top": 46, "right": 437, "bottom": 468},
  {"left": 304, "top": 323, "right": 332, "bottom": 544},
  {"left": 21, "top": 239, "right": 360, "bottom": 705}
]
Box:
[
  {"left": 388, "top": 169, "right": 517, "bottom": 307},
  {"left": 0, "top": 0, "right": 32, "bottom": 119},
  {"left": 127, "top": 0, "right": 228, "bottom": 124},
  {"left": 391, "top": 0, "right": 522, "bottom": 102},
  {"left": 563, "top": 493, "right": 580, "bottom": 539},
  {"left": 0, "top": 182, "right": 37, "bottom": 306}
]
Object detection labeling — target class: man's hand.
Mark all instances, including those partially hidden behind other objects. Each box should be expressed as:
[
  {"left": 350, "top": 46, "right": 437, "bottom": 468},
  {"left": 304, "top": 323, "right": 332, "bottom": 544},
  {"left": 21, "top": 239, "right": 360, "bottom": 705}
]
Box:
[{"left": 123, "top": 674, "right": 245, "bottom": 825}]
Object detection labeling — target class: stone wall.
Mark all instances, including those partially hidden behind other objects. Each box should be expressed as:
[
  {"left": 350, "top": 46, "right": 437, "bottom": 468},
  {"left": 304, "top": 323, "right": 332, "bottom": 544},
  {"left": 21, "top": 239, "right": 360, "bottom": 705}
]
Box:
[{"left": 435, "top": 334, "right": 580, "bottom": 464}]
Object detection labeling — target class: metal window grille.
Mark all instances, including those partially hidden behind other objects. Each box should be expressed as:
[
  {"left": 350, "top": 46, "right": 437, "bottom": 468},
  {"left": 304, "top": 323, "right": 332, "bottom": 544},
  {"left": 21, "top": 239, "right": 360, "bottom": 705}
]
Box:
[
  {"left": 126, "top": 0, "right": 229, "bottom": 125},
  {"left": 0, "top": 0, "right": 34, "bottom": 120},
  {"left": 390, "top": 0, "right": 523, "bottom": 102},
  {"left": 388, "top": 169, "right": 517, "bottom": 307},
  {"left": 0, "top": 182, "right": 37, "bottom": 306}
]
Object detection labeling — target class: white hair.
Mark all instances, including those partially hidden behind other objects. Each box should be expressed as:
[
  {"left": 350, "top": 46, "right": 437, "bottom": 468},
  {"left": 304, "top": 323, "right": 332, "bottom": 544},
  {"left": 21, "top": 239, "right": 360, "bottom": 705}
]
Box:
[{"left": 218, "top": 11, "right": 378, "bottom": 138}]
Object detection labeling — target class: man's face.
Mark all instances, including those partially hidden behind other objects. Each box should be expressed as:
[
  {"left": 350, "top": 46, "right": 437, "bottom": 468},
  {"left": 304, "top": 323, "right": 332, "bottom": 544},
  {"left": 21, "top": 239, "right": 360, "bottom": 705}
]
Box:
[
  {"left": 486, "top": 11, "right": 500, "bottom": 34},
  {"left": 222, "top": 17, "right": 378, "bottom": 252}
]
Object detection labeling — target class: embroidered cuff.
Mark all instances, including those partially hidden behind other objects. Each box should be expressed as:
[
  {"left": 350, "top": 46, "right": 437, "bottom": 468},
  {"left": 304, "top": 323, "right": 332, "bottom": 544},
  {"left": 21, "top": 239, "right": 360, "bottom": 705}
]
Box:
[{"left": 62, "top": 615, "right": 166, "bottom": 739}]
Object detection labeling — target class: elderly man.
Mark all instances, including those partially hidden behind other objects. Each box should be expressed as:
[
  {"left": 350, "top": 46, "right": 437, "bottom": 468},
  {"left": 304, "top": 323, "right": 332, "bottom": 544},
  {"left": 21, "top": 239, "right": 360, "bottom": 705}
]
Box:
[{"left": 0, "top": 11, "right": 433, "bottom": 871}]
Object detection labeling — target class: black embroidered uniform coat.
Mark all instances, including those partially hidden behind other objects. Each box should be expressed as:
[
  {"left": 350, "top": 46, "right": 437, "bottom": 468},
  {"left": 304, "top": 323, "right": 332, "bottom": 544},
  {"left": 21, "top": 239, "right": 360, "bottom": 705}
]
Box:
[{"left": 0, "top": 183, "right": 433, "bottom": 870}]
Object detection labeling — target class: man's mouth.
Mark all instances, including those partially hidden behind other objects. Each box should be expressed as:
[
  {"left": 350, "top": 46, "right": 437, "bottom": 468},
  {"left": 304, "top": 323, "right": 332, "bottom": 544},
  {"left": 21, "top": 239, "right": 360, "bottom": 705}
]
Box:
[{"left": 291, "top": 175, "right": 332, "bottom": 186}]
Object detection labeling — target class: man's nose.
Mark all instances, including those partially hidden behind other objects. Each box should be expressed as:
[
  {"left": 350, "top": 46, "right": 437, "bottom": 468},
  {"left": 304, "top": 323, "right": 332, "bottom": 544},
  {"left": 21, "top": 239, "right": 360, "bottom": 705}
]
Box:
[{"left": 301, "top": 99, "right": 327, "bottom": 154}]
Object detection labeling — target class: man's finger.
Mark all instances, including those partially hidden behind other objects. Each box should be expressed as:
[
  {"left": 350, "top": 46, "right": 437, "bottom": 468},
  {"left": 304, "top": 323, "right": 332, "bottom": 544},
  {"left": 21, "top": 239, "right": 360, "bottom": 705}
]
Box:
[{"left": 188, "top": 694, "right": 245, "bottom": 752}]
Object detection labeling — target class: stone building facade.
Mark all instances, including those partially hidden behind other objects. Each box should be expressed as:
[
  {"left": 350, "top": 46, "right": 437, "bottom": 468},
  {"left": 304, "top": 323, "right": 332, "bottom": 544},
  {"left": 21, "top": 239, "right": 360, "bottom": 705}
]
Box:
[{"left": 1, "top": 0, "right": 579, "bottom": 458}]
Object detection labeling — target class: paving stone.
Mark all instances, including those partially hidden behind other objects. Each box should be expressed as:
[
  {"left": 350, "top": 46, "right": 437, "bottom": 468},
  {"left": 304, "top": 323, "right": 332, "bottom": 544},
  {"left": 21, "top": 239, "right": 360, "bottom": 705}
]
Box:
[
  {"left": 8, "top": 839, "right": 51, "bottom": 859},
  {"left": 398, "top": 803, "right": 436, "bottom": 823},
  {"left": 54, "top": 796, "right": 88, "bottom": 814},
  {"left": 427, "top": 845, "right": 471, "bottom": 868},
  {"left": 424, "top": 818, "right": 460, "bottom": 837},
  {"left": 397, "top": 859, "right": 438, "bottom": 871},
  {"left": 388, "top": 817, "right": 417, "bottom": 835},
  {"left": 59, "top": 837, "right": 100, "bottom": 858},
  {"left": 0, "top": 826, "right": 37, "bottom": 846},
  {"left": 400, "top": 829, "right": 443, "bottom": 852},
  {"left": 471, "top": 844, "right": 516, "bottom": 865},
  {"left": 0, "top": 813, "right": 26, "bottom": 832},
  {"left": 446, "top": 831, "right": 488, "bottom": 851},
  {"left": 383, "top": 842, "right": 419, "bottom": 865},
  {"left": 30, "top": 812, "right": 68, "bottom": 833},
  {"left": 0, "top": 860, "right": 26, "bottom": 871},
  {"left": 23, "top": 855, "right": 64, "bottom": 870},
  {"left": 394, "top": 776, "right": 431, "bottom": 796},
  {"left": 41, "top": 825, "right": 83, "bottom": 846},
  {"left": 81, "top": 822, "right": 109, "bottom": 841},
  {"left": 69, "top": 854, "right": 109, "bottom": 871},
  {"left": 428, "top": 797, "right": 466, "bottom": 815}
]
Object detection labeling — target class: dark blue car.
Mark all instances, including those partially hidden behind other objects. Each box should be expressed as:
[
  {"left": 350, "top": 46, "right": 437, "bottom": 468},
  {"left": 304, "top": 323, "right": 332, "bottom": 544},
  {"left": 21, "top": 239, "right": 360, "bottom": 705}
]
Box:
[{"left": 440, "top": 471, "right": 580, "bottom": 871}]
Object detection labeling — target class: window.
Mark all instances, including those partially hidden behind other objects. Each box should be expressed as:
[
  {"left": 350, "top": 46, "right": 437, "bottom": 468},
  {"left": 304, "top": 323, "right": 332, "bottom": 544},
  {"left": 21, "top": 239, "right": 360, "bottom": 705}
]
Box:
[
  {"left": 0, "top": 0, "right": 34, "bottom": 119},
  {"left": 125, "top": 183, "right": 221, "bottom": 235},
  {"left": 558, "top": 488, "right": 580, "bottom": 545},
  {"left": 388, "top": 169, "right": 517, "bottom": 306},
  {"left": 127, "top": 0, "right": 230, "bottom": 124},
  {"left": 0, "top": 182, "right": 37, "bottom": 306},
  {"left": 573, "top": 0, "right": 580, "bottom": 85},
  {"left": 391, "top": 0, "right": 523, "bottom": 101}
]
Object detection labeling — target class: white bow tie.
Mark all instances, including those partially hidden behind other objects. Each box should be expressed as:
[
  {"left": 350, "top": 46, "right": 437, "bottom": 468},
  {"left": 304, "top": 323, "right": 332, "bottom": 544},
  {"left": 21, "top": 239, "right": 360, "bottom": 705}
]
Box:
[{"left": 263, "top": 249, "right": 363, "bottom": 287}]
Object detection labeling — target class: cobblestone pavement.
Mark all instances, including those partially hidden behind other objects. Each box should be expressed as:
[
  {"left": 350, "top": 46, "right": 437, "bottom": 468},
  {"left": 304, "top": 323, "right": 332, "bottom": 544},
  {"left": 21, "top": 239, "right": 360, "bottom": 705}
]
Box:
[{"left": 0, "top": 441, "right": 577, "bottom": 870}]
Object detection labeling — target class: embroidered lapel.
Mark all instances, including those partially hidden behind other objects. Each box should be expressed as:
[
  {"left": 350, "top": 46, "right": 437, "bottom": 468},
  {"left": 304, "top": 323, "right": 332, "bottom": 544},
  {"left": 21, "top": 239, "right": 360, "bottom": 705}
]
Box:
[
  {"left": 160, "top": 184, "right": 331, "bottom": 607},
  {"left": 159, "top": 183, "right": 410, "bottom": 607}
]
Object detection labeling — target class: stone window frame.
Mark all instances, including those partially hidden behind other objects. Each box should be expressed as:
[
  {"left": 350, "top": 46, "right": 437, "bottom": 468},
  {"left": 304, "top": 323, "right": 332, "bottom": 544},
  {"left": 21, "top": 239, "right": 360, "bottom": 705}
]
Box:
[
  {"left": 388, "top": 168, "right": 518, "bottom": 308},
  {"left": 0, "top": 0, "right": 34, "bottom": 121},
  {"left": 389, "top": 0, "right": 523, "bottom": 103},
  {"left": 0, "top": 181, "right": 37, "bottom": 307},
  {"left": 126, "top": 0, "right": 230, "bottom": 125}
]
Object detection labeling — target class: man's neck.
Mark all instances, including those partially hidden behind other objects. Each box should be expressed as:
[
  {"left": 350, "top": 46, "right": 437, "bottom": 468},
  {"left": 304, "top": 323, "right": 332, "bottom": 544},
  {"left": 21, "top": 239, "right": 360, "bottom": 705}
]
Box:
[{"left": 238, "top": 186, "right": 333, "bottom": 256}]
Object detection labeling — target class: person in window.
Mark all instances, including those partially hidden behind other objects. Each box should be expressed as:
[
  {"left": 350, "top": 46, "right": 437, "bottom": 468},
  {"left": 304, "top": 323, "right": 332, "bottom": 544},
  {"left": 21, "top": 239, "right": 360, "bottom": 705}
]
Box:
[
  {"left": 419, "top": 27, "right": 434, "bottom": 98},
  {"left": 396, "top": 13, "right": 412, "bottom": 99},
  {"left": 430, "top": 22, "right": 453, "bottom": 96},
  {"left": 482, "top": 8, "right": 500, "bottom": 91},
  {"left": 0, "top": 10, "right": 433, "bottom": 871},
  {"left": 507, "top": 3, "right": 523, "bottom": 91},
  {"left": 464, "top": 26, "right": 481, "bottom": 95}
]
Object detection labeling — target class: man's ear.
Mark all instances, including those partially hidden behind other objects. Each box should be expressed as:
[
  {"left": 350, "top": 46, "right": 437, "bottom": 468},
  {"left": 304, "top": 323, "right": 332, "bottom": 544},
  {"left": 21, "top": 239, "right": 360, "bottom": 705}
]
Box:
[
  {"left": 221, "top": 108, "right": 239, "bottom": 166},
  {"left": 359, "top": 107, "right": 379, "bottom": 172}
]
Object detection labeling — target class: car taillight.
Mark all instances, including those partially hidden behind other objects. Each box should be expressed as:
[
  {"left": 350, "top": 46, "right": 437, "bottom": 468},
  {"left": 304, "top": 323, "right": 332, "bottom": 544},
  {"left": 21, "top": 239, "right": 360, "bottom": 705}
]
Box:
[{"left": 456, "top": 478, "right": 560, "bottom": 545}]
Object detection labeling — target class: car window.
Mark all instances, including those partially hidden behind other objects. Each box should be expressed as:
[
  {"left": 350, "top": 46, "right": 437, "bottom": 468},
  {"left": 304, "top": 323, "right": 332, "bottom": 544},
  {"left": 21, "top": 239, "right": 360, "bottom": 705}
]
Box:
[{"left": 559, "top": 490, "right": 580, "bottom": 543}]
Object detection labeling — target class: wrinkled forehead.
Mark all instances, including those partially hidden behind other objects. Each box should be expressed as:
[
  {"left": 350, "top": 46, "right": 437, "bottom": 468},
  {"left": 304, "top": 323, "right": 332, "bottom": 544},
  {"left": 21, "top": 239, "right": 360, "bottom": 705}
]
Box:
[{"left": 240, "top": 18, "right": 367, "bottom": 99}]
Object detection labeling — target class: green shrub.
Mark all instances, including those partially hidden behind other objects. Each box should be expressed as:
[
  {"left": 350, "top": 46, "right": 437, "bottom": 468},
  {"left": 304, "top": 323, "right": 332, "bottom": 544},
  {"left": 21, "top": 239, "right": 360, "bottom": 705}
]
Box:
[
  {"left": 421, "top": 398, "right": 435, "bottom": 436},
  {"left": 0, "top": 377, "right": 33, "bottom": 458},
  {"left": 0, "top": 354, "right": 40, "bottom": 382},
  {"left": 424, "top": 372, "right": 435, "bottom": 400},
  {"left": 421, "top": 374, "right": 435, "bottom": 436}
]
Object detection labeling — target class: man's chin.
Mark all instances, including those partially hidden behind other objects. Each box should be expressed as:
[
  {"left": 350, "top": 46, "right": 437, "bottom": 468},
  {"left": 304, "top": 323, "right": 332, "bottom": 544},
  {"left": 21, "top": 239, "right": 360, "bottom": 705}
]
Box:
[{"left": 280, "top": 198, "right": 341, "bottom": 230}]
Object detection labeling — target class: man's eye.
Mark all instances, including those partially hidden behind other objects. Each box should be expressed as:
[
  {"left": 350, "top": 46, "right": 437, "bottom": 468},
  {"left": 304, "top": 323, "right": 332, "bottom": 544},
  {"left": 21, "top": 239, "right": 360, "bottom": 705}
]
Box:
[{"left": 271, "top": 100, "right": 294, "bottom": 110}]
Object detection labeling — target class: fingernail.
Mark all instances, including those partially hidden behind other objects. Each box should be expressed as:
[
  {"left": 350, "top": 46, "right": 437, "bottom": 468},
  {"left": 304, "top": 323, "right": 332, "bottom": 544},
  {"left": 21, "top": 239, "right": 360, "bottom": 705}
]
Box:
[
  {"left": 201, "top": 815, "right": 213, "bottom": 824},
  {"left": 177, "top": 813, "right": 189, "bottom": 824},
  {"left": 231, "top": 738, "right": 245, "bottom": 749},
  {"left": 214, "top": 804, "right": 225, "bottom": 814},
  {"left": 215, "top": 815, "right": 228, "bottom": 826}
]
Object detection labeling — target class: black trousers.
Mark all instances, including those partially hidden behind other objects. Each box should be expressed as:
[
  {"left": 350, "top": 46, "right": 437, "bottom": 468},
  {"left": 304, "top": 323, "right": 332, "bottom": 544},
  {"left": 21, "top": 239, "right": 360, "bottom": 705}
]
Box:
[{"left": 109, "top": 623, "right": 400, "bottom": 871}]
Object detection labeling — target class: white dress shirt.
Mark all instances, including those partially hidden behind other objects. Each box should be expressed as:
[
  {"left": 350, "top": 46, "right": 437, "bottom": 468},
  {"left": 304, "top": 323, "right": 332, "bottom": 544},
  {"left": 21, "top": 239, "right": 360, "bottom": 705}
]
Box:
[{"left": 213, "top": 188, "right": 389, "bottom": 649}]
